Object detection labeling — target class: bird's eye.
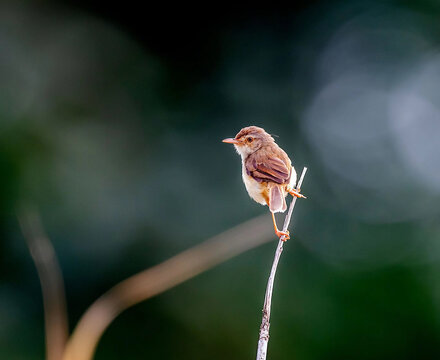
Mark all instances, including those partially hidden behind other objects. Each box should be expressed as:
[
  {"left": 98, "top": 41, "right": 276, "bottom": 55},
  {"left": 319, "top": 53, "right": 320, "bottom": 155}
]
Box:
[{"left": 247, "top": 137, "right": 254, "bottom": 143}]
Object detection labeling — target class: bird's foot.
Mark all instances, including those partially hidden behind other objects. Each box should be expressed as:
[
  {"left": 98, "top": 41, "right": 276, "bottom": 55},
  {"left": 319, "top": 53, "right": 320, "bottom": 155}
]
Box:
[
  {"left": 287, "top": 186, "right": 306, "bottom": 199},
  {"left": 275, "top": 229, "right": 290, "bottom": 241}
]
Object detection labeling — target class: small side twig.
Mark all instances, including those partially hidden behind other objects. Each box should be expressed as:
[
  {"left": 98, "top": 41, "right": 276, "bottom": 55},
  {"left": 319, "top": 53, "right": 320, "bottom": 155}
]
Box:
[
  {"left": 256, "top": 167, "right": 308, "bottom": 360},
  {"left": 17, "top": 207, "right": 69, "bottom": 360}
]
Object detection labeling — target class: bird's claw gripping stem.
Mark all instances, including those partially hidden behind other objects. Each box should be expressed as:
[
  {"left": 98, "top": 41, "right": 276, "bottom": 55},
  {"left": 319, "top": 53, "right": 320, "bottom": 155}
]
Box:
[
  {"left": 287, "top": 186, "right": 307, "bottom": 199},
  {"left": 275, "top": 229, "right": 290, "bottom": 241},
  {"left": 271, "top": 212, "right": 291, "bottom": 241}
]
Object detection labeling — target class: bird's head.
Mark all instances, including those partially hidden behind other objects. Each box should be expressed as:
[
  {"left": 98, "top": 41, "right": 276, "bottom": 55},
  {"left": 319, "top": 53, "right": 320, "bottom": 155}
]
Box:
[{"left": 222, "top": 126, "right": 275, "bottom": 157}]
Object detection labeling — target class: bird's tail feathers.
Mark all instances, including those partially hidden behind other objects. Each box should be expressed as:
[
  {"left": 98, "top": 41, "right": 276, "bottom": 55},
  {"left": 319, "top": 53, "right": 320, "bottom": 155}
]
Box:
[{"left": 269, "top": 185, "right": 287, "bottom": 213}]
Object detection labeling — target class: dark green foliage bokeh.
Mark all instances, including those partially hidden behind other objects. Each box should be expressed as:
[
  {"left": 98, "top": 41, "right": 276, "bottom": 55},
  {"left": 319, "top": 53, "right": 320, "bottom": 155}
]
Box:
[{"left": 2, "top": 1, "right": 440, "bottom": 359}]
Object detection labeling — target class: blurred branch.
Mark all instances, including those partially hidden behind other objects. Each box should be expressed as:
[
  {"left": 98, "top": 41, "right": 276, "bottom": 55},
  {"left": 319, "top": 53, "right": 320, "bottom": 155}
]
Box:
[
  {"left": 256, "top": 167, "right": 308, "bottom": 360},
  {"left": 63, "top": 214, "right": 276, "bottom": 360},
  {"left": 18, "top": 207, "right": 69, "bottom": 360}
]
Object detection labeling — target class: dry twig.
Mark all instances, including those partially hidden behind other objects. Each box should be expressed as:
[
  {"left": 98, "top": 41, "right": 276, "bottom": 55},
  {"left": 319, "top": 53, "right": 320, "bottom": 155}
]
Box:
[
  {"left": 256, "top": 167, "right": 308, "bottom": 360},
  {"left": 63, "top": 214, "right": 276, "bottom": 360},
  {"left": 18, "top": 208, "right": 69, "bottom": 360}
]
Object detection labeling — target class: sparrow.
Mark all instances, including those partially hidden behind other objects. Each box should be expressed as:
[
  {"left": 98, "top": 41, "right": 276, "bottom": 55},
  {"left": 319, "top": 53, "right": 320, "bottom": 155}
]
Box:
[{"left": 223, "top": 126, "right": 305, "bottom": 241}]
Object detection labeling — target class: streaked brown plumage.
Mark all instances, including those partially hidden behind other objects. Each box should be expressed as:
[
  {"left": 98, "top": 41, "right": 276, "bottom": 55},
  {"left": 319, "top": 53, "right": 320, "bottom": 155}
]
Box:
[{"left": 223, "top": 126, "right": 304, "bottom": 240}]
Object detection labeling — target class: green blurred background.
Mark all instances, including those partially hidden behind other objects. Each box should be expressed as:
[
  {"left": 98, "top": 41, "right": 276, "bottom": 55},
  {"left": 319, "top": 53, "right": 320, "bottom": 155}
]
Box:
[{"left": 2, "top": 1, "right": 440, "bottom": 359}]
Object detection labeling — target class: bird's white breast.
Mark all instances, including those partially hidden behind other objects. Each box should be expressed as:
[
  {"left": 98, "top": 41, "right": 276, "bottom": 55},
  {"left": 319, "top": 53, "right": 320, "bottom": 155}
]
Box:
[{"left": 241, "top": 162, "right": 267, "bottom": 205}]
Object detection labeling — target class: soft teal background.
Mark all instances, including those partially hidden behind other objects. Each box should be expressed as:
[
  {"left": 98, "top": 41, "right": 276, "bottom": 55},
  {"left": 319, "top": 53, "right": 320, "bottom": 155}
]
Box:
[{"left": 1, "top": 1, "right": 440, "bottom": 359}]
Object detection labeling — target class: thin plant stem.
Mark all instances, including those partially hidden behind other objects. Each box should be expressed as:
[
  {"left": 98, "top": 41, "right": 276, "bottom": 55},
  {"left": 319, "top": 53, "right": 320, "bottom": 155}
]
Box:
[
  {"left": 256, "top": 167, "right": 308, "bottom": 360},
  {"left": 18, "top": 208, "right": 69, "bottom": 360}
]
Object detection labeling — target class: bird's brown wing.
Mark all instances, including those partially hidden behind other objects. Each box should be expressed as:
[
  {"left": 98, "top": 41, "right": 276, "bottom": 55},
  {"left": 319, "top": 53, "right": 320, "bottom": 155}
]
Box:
[{"left": 245, "top": 147, "right": 291, "bottom": 184}]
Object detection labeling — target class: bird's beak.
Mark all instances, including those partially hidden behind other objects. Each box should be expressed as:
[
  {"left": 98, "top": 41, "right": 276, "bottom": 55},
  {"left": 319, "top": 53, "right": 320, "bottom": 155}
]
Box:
[{"left": 222, "top": 138, "right": 240, "bottom": 145}]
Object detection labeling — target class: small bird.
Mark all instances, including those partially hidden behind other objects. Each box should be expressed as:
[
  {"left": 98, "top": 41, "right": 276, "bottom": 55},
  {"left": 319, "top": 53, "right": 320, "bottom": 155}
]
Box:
[{"left": 223, "top": 126, "right": 305, "bottom": 241}]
